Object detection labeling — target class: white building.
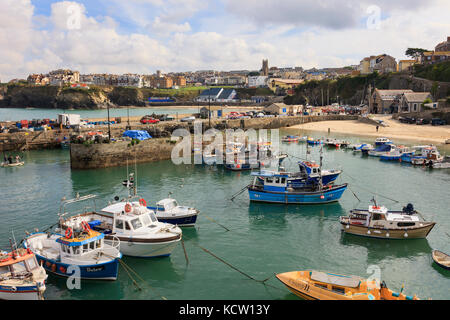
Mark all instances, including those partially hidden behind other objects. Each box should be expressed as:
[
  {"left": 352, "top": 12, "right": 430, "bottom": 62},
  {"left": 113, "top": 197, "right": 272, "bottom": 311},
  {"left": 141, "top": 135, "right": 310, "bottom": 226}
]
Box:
[{"left": 248, "top": 76, "right": 268, "bottom": 88}]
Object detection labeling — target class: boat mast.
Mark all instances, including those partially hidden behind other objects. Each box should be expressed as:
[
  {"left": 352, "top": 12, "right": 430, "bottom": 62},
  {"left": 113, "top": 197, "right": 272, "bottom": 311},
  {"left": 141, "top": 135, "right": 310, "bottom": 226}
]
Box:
[{"left": 319, "top": 145, "right": 324, "bottom": 191}]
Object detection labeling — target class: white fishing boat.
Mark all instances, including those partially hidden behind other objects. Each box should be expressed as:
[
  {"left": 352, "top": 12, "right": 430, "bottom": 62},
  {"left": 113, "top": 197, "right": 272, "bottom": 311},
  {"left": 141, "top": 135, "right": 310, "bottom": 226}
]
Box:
[
  {"left": 0, "top": 247, "right": 47, "bottom": 300},
  {"left": 148, "top": 198, "right": 199, "bottom": 227},
  {"left": 62, "top": 196, "right": 182, "bottom": 258}
]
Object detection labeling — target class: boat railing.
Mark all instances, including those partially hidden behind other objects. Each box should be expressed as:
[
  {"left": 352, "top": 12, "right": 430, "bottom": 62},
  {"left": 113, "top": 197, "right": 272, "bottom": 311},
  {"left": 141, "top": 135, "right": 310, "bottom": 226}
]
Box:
[{"left": 109, "top": 235, "right": 121, "bottom": 252}]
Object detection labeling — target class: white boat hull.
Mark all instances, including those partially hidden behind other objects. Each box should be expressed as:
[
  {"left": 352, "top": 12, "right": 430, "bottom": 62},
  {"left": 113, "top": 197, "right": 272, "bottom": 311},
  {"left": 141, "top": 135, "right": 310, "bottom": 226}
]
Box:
[
  {"left": 0, "top": 289, "right": 42, "bottom": 301},
  {"left": 105, "top": 238, "right": 180, "bottom": 258}
]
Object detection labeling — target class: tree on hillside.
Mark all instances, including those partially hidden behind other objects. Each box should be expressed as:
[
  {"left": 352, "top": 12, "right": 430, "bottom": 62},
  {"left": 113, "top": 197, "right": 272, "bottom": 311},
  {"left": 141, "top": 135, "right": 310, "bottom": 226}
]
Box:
[{"left": 405, "top": 48, "right": 430, "bottom": 59}]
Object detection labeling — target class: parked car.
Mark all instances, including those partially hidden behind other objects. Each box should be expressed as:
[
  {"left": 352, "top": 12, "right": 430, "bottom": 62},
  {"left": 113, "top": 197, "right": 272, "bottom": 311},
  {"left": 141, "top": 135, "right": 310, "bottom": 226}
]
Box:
[
  {"left": 431, "top": 118, "right": 447, "bottom": 126},
  {"left": 180, "top": 116, "right": 196, "bottom": 123},
  {"left": 416, "top": 118, "right": 430, "bottom": 125},
  {"left": 160, "top": 115, "right": 175, "bottom": 122},
  {"left": 140, "top": 116, "right": 160, "bottom": 124},
  {"left": 256, "top": 113, "right": 266, "bottom": 118}
]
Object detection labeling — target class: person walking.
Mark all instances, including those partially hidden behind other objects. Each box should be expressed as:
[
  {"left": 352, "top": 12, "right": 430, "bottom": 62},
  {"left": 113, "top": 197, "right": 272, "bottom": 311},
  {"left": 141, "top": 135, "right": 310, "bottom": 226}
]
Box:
[{"left": 376, "top": 125, "right": 379, "bottom": 133}]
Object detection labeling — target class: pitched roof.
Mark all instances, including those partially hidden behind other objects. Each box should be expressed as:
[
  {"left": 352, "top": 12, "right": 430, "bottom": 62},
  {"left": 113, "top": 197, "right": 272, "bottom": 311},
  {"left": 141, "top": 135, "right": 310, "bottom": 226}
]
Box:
[
  {"left": 218, "top": 89, "right": 236, "bottom": 100},
  {"left": 376, "top": 89, "right": 413, "bottom": 100},
  {"left": 402, "top": 92, "right": 432, "bottom": 103},
  {"left": 199, "top": 88, "right": 222, "bottom": 97}
]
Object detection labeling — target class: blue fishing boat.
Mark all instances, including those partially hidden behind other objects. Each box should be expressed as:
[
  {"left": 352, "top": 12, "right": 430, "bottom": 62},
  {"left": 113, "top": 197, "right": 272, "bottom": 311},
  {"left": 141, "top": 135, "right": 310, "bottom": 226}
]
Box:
[
  {"left": 248, "top": 172, "right": 347, "bottom": 204},
  {"left": 307, "top": 138, "right": 323, "bottom": 145},
  {"left": 401, "top": 146, "right": 437, "bottom": 163},
  {"left": 380, "top": 147, "right": 414, "bottom": 161},
  {"left": 23, "top": 194, "right": 122, "bottom": 280},
  {"left": 368, "top": 144, "right": 396, "bottom": 157},
  {"left": 24, "top": 231, "right": 121, "bottom": 280}
]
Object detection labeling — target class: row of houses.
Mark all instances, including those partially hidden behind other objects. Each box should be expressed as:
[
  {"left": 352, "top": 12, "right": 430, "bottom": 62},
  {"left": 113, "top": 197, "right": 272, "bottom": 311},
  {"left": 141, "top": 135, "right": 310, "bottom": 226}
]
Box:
[
  {"left": 369, "top": 89, "right": 436, "bottom": 114},
  {"left": 27, "top": 69, "right": 80, "bottom": 86}
]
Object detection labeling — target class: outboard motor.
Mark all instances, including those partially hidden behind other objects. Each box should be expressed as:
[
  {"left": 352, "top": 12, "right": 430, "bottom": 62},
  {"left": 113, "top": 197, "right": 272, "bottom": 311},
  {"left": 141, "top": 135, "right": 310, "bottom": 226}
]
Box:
[{"left": 403, "top": 203, "right": 415, "bottom": 215}]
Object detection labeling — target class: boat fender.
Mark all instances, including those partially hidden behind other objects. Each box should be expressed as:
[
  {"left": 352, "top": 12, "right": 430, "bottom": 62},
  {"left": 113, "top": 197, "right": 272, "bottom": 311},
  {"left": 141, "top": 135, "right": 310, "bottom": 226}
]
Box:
[
  {"left": 65, "top": 228, "right": 73, "bottom": 239},
  {"left": 346, "top": 224, "right": 350, "bottom": 229},
  {"left": 386, "top": 232, "right": 390, "bottom": 238},
  {"left": 51, "top": 264, "right": 57, "bottom": 272},
  {"left": 59, "top": 266, "right": 66, "bottom": 274},
  {"left": 404, "top": 232, "right": 408, "bottom": 238},
  {"left": 367, "top": 228, "right": 371, "bottom": 235}
]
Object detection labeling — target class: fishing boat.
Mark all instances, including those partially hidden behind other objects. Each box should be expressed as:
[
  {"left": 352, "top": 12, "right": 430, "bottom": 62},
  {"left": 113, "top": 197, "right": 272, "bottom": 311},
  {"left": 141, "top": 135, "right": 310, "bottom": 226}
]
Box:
[
  {"left": 282, "top": 135, "right": 300, "bottom": 143},
  {"left": 61, "top": 195, "right": 182, "bottom": 259},
  {"left": 0, "top": 247, "right": 47, "bottom": 300},
  {"left": 325, "top": 139, "right": 350, "bottom": 148},
  {"left": 339, "top": 202, "right": 435, "bottom": 239},
  {"left": 400, "top": 146, "right": 436, "bottom": 163},
  {"left": 276, "top": 270, "right": 420, "bottom": 300},
  {"left": 248, "top": 171, "right": 347, "bottom": 205},
  {"left": 352, "top": 144, "right": 373, "bottom": 153},
  {"left": 411, "top": 149, "right": 443, "bottom": 166},
  {"left": 24, "top": 228, "right": 122, "bottom": 280},
  {"left": 307, "top": 138, "right": 323, "bottom": 145},
  {"left": 368, "top": 144, "right": 396, "bottom": 157},
  {"left": 380, "top": 146, "right": 415, "bottom": 161},
  {"left": 432, "top": 250, "right": 450, "bottom": 270},
  {"left": 361, "top": 144, "right": 375, "bottom": 155},
  {"left": 374, "top": 137, "right": 393, "bottom": 146},
  {"left": 148, "top": 198, "right": 199, "bottom": 227},
  {"left": 432, "top": 156, "right": 450, "bottom": 169}
]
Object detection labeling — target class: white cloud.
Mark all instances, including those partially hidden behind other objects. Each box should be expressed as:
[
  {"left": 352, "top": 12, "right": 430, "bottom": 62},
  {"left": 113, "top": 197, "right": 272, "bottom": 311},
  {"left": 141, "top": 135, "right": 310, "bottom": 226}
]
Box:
[{"left": 0, "top": 0, "right": 449, "bottom": 81}]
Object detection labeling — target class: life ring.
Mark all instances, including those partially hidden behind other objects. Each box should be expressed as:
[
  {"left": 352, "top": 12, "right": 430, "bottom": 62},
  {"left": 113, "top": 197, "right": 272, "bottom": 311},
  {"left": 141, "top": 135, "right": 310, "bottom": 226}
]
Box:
[
  {"left": 81, "top": 221, "right": 91, "bottom": 232},
  {"left": 65, "top": 228, "right": 73, "bottom": 239},
  {"left": 125, "top": 203, "right": 132, "bottom": 213},
  {"left": 139, "top": 198, "right": 147, "bottom": 207}
]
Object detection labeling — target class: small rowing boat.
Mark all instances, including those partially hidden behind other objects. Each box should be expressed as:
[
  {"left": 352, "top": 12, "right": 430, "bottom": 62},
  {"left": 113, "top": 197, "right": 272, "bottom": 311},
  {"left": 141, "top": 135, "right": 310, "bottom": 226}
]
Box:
[
  {"left": 1, "top": 162, "right": 24, "bottom": 168},
  {"left": 432, "top": 250, "right": 450, "bottom": 270},
  {"left": 276, "top": 270, "right": 420, "bottom": 300}
]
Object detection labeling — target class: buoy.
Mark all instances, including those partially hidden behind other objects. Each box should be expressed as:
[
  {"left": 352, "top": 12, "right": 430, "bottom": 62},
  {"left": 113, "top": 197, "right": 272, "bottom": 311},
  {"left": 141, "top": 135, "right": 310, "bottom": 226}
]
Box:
[
  {"left": 346, "top": 224, "right": 350, "bottom": 229},
  {"left": 51, "top": 264, "right": 57, "bottom": 272},
  {"left": 404, "top": 233, "right": 408, "bottom": 238},
  {"left": 386, "top": 233, "right": 390, "bottom": 238},
  {"left": 367, "top": 230, "right": 371, "bottom": 235}
]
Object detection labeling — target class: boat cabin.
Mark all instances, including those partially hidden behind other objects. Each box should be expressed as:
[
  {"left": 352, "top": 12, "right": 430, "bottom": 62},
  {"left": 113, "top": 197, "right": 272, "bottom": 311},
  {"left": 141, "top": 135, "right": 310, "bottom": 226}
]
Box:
[
  {"left": 56, "top": 231, "right": 105, "bottom": 258},
  {"left": 310, "top": 271, "right": 363, "bottom": 295},
  {"left": 155, "top": 199, "right": 178, "bottom": 213},
  {"left": 252, "top": 172, "right": 289, "bottom": 192},
  {"left": 298, "top": 161, "right": 321, "bottom": 177},
  {"left": 102, "top": 202, "right": 160, "bottom": 235},
  {"left": 0, "top": 249, "right": 40, "bottom": 278},
  {"left": 349, "top": 206, "right": 421, "bottom": 228}
]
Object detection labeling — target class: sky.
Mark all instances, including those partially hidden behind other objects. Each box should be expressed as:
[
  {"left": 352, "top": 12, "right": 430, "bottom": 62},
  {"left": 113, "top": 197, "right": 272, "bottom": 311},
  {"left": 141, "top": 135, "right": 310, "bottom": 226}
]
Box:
[{"left": 0, "top": 0, "right": 449, "bottom": 81}]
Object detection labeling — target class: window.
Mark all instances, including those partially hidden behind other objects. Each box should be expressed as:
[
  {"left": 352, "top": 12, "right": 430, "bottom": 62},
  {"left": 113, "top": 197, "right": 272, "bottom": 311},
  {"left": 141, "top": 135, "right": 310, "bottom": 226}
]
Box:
[
  {"left": 332, "top": 287, "right": 345, "bottom": 295},
  {"left": 115, "top": 219, "right": 124, "bottom": 230},
  {"left": 275, "top": 178, "right": 281, "bottom": 184},
  {"left": 83, "top": 244, "right": 89, "bottom": 253},
  {"left": 281, "top": 178, "right": 286, "bottom": 184},
  {"left": 96, "top": 240, "right": 102, "bottom": 249},
  {"left": 141, "top": 214, "right": 151, "bottom": 227},
  {"left": 89, "top": 242, "right": 95, "bottom": 250},
  {"left": 131, "top": 218, "right": 143, "bottom": 230},
  {"left": 125, "top": 222, "right": 131, "bottom": 230},
  {"left": 149, "top": 213, "right": 158, "bottom": 223},
  {"left": 73, "top": 246, "right": 81, "bottom": 255},
  {"left": 266, "top": 178, "right": 273, "bottom": 184},
  {"left": 26, "top": 258, "right": 38, "bottom": 271},
  {"left": 398, "top": 222, "right": 416, "bottom": 227},
  {"left": 314, "top": 283, "right": 328, "bottom": 290}
]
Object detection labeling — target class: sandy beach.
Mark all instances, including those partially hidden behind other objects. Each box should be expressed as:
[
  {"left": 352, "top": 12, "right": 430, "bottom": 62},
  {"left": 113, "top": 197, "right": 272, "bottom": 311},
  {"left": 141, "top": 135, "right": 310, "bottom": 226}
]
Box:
[{"left": 288, "top": 115, "right": 450, "bottom": 145}]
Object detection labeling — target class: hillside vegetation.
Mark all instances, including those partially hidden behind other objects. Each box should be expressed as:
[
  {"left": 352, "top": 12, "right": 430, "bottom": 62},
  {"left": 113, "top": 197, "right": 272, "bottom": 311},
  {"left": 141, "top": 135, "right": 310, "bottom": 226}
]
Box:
[{"left": 413, "top": 61, "right": 450, "bottom": 82}]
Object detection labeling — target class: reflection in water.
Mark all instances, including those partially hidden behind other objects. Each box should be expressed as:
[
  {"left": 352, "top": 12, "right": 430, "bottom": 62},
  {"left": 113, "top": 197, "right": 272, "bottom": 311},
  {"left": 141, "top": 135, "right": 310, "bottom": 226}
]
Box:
[{"left": 340, "top": 233, "right": 433, "bottom": 265}]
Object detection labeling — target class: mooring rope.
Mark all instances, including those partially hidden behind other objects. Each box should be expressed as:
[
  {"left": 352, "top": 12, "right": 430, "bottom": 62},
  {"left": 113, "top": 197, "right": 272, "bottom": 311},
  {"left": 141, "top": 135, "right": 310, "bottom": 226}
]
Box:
[{"left": 202, "top": 214, "right": 231, "bottom": 232}]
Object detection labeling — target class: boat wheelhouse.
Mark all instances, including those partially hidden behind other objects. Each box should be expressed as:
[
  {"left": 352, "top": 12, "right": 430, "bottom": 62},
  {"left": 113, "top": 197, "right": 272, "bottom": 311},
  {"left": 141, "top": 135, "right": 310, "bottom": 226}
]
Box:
[
  {"left": 374, "top": 137, "right": 393, "bottom": 146},
  {"left": 368, "top": 144, "right": 396, "bottom": 157},
  {"left": 148, "top": 198, "right": 199, "bottom": 227},
  {"left": 339, "top": 203, "right": 435, "bottom": 239},
  {"left": 0, "top": 248, "right": 47, "bottom": 300}
]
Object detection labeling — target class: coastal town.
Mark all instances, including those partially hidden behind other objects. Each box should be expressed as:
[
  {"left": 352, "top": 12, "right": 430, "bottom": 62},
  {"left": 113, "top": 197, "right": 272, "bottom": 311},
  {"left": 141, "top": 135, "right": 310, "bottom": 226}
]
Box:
[{"left": 1, "top": 0, "right": 450, "bottom": 308}]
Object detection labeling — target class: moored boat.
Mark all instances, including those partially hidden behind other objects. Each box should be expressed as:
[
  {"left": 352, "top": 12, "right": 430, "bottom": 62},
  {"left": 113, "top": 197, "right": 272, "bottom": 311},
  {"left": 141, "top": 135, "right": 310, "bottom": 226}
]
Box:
[
  {"left": 340, "top": 202, "right": 435, "bottom": 239},
  {"left": 368, "top": 144, "right": 396, "bottom": 157},
  {"left": 282, "top": 135, "right": 300, "bottom": 143},
  {"left": 276, "top": 270, "right": 420, "bottom": 300},
  {"left": 432, "top": 250, "right": 450, "bottom": 270},
  {"left": 148, "top": 198, "right": 199, "bottom": 227},
  {"left": 380, "top": 146, "right": 414, "bottom": 161},
  {"left": 432, "top": 156, "right": 450, "bottom": 169},
  {"left": 24, "top": 230, "right": 122, "bottom": 281},
  {"left": 307, "top": 138, "right": 323, "bottom": 145},
  {"left": 0, "top": 247, "right": 47, "bottom": 300},
  {"left": 1, "top": 161, "right": 24, "bottom": 168}
]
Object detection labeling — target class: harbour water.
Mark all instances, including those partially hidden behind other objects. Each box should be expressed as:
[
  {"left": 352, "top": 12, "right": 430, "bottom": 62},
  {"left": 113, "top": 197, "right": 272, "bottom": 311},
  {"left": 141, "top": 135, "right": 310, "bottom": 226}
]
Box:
[
  {"left": 0, "top": 107, "right": 201, "bottom": 122},
  {"left": 1, "top": 130, "right": 449, "bottom": 300}
]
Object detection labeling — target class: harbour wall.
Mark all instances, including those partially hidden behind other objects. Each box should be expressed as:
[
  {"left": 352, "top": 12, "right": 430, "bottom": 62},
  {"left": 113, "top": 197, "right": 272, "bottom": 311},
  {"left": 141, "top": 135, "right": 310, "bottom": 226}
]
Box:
[{"left": 70, "top": 115, "right": 358, "bottom": 169}]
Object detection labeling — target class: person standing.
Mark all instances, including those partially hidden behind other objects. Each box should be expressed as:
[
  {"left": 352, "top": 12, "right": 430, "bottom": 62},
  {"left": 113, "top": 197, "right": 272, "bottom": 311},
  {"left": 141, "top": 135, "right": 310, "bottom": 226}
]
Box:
[{"left": 376, "top": 125, "right": 379, "bottom": 133}]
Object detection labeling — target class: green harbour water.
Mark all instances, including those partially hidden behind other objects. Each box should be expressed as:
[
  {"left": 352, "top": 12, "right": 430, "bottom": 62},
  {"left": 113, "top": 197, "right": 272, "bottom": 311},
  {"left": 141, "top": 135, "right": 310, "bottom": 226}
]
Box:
[{"left": 1, "top": 129, "right": 450, "bottom": 300}]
